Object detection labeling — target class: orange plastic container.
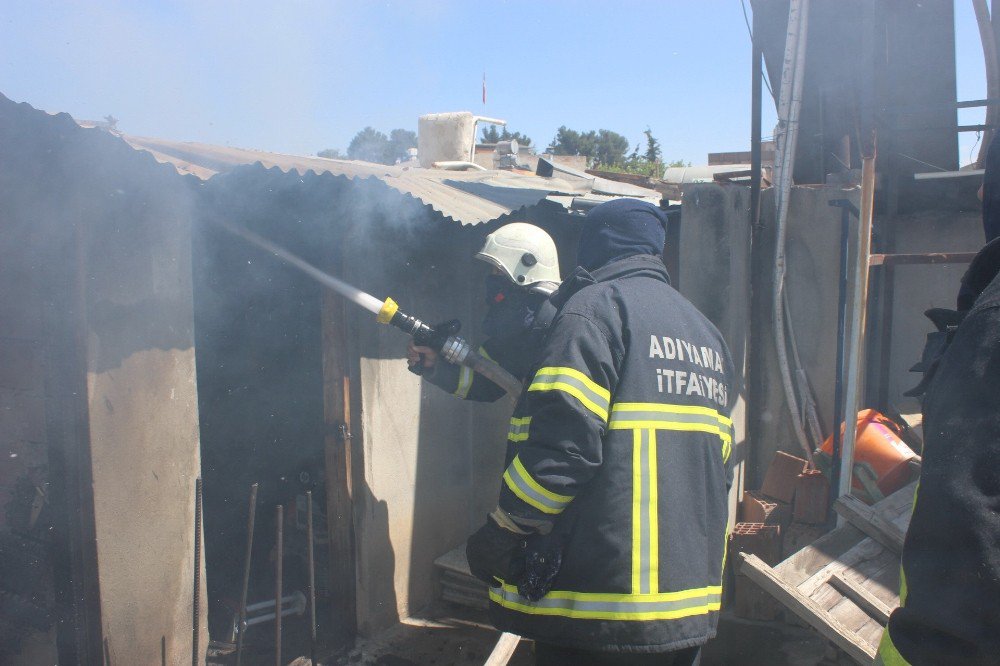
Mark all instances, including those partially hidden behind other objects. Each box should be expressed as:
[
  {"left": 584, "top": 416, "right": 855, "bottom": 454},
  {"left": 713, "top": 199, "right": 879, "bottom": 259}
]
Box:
[{"left": 820, "top": 409, "right": 917, "bottom": 496}]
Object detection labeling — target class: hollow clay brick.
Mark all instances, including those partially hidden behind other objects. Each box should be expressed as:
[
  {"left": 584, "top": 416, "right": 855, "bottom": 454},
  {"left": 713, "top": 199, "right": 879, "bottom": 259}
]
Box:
[{"left": 761, "top": 451, "right": 809, "bottom": 503}]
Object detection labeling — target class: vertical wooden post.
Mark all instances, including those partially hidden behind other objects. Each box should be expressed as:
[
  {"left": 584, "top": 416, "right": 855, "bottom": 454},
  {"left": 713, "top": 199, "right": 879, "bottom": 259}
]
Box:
[{"left": 321, "top": 287, "right": 358, "bottom": 640}]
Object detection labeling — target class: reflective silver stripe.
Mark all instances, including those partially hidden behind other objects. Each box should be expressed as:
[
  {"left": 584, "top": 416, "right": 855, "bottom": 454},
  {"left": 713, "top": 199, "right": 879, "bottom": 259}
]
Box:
[
  {"left": 502, "top": 456, "right": 572, "bottom": 515},
  {"left": 612, "top": 410, "right": 726, "bottom": 431},
  {"left": 528, "top": 366, "right": 610, "bottom": 421},
  {"left": 609, "top": 403, "right": 733, "bottom": 460},
  {"left": 638, "top": 429, "right": 651, "bottom": 594},
  {"left": 507, "top": 417, "right": 531, "bottom": 442},
  {"left": 490, "top": 583, "right": 722, "bottom": 620}
]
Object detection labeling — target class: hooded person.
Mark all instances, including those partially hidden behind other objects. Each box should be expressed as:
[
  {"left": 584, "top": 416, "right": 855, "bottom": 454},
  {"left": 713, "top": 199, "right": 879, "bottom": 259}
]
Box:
[
  {"left": 875, "top": 225, "right": 1000, "bottom": 666},
  {"left": 466, "top": 198, "right": 736, "bottom": 665},
  {"left": 407, "top": 222, "right": 561, "bottom": 401}
]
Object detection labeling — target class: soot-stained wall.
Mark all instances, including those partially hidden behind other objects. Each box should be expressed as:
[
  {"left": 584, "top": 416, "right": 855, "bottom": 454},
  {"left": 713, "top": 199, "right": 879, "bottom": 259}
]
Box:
[{"left": 0, "top": 94, "right": 206, "bottom": 665}]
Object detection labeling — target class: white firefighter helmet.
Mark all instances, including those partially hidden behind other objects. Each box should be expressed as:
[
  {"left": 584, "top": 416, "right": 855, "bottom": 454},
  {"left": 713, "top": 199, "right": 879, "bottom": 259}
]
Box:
[{"left": 475, "top": 222, "right": 560, "bottom": 292}]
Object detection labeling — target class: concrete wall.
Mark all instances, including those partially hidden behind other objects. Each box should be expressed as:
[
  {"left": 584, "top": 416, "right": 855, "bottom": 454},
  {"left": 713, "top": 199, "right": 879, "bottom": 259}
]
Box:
[
  {"left": 0, "top": 95, "right": 206, "bottom": 664},
  {"left": 676, "top": 185, "right": 753, "bottom": 519}
]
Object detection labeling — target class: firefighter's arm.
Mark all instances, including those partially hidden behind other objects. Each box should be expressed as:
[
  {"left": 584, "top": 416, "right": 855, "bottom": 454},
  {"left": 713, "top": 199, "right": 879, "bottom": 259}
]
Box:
[
  {"left": 416, "top": 338, "right": 513, "bottom": 403},
  {"left": 497, "top": 312, "right": 621, "bottom": 533}
]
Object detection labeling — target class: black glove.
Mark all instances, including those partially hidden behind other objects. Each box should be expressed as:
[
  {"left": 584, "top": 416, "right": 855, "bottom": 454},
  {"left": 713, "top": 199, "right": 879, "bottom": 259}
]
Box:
[
  {"left": 466, "top": 516, "right": 526, "bottom": 587},
  {"left": 512, "top": 532, "right": 566, "bottom": 601}
]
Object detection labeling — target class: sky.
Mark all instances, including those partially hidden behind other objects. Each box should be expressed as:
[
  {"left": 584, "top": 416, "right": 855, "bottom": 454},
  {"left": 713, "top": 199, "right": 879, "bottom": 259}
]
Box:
[{"left": 0, "top": 1, "right": 992, "bottom": 166}]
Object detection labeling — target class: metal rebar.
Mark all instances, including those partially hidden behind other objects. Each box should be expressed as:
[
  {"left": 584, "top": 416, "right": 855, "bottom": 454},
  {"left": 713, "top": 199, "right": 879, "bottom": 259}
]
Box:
[
  {"left": 192, "top": 477, "right": 202, "bottom": 666},
  {"left": 306, "top": 491, "right": 317, "bottom": 666},
  {"left": 275, "top": 505, "right": 283, "bottom": 666},
  {"left": 236, "top": 483, "right": 259, "bottom": 666}
]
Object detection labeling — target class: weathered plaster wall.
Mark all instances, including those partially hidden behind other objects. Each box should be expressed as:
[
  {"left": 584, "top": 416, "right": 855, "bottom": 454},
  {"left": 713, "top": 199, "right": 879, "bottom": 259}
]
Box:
[
  {"left": 0, "top": 94, "right": 206, "bottom": 664},
  {"left": 82, "top": 177, "right": 205, "bottom": 665}
]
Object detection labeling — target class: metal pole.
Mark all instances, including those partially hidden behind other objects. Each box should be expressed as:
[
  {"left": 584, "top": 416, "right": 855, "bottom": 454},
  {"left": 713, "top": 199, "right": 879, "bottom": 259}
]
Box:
[
  {"left": 838, "top": 141, "right": 877, "bottom": 502},
  {"left": 828, "top": 199, "right": 857, "bottom": 521},
  {"left": 236, "top": 483, "right": 258, "bottom": 666},
  {"left": 274, "top": 505, "right": 283, "bottom": 666},
  {"left": 192, "top": 477, "right": 202, "bottom": 666},
  {"left": 306, "top": 491, "right": 317, "bottom": 666},
  {"left": 750, "top": 5, "right": 763, "bottom": 231}
]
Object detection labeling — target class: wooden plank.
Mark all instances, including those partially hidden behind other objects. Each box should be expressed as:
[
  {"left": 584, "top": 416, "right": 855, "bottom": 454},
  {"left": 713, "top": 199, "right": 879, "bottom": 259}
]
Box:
[
  {"left": 835, "top": 495, "right": 906, "bottom": 553},
  {"left": 739, "top": 554, "right": 876, "bottom": 664},
  {"left": 829, "top": 572, "right": 893, "bottom": 623},
  {"left": 798, "top": 537, "right": 886, "bottom": 597},
  {"left": 322, "top": 289, "right": 358, "bottom": 637},
  {"left": 483, "top": 632, "right": 522, "bottom": 666},
  {"left": 775, "top": 482, "right": 916, "bottom": 585}
]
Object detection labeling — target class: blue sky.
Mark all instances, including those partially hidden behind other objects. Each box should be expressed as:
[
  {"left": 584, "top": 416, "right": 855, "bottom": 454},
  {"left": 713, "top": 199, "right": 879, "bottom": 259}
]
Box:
[{"left": 0, "top": 1, "right": 991, "bottom": 165}]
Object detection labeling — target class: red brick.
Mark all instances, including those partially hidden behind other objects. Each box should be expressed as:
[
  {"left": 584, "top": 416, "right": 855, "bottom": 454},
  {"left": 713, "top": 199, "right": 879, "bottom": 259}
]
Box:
[
  {"left": 792, "top": 469, "right": 830, "bottom": 524},
  {"left": 730, "top": 522, "right": 782, "bottom": 566},
  {"left": 740, "top": 490, "right": 792, "bottom": 529},
  {"left": 760, "top": 451, "right": 809, "bottom": 503}
]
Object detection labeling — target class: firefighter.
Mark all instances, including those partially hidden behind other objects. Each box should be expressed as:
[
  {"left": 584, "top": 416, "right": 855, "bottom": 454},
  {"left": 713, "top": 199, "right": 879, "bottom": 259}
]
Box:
[
  {"left": 465, "top": 198, "right": 736, "bottom": 665},
  {"left": 407, "top": 221, "right": 561, "bottom": 399},
  {"left": 876, "top": 237, "right": 1000, "bottom": 666}
]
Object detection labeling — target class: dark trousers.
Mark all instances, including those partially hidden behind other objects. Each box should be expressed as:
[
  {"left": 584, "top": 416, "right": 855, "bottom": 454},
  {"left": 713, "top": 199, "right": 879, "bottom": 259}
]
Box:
[{"left": 534, "top": 643, "right": 701, "bottom": 666}]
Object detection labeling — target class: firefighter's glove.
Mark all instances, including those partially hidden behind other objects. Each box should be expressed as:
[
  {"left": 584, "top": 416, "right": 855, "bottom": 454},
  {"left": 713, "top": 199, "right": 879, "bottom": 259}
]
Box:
[
  {"left": 466, "top": 516, "right": 527, "bottom": 587},
  {"left": 513, "top": 533, "right": 566, "bottom": 601}
]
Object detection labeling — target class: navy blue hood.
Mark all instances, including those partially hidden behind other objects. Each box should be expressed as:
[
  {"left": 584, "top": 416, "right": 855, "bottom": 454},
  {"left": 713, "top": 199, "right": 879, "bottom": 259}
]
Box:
[{"left": 576, "top": 198, "right": 667, "bottom": 271}]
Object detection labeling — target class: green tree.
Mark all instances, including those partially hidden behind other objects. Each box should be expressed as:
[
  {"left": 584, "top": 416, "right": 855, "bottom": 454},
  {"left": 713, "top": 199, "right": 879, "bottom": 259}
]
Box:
[
  {"left": 643, "top": 127, "right": 662, "bottom": 164},
  {"left": 547, "top": 126, "right": 629, "bottom": 167},
  {"left": 592, "top": 129, "right": 630, "bottom": 167},
  {"left": 386, "top": 128, "right": 417, "bottom": 163},
  {"left": 317, "top": 148, "right": 344, "bottom": 159},
  {"left": 344, "top": 127, "right": 417, "bottom": 164},
  {"left": 347, "top": 127, "right": 389, "bottom": 163},
  {"left": 667, "top": 159, "right": 691, "bottom": 168},
  {"left": 480, "top": 125, "right": 532, "bottom": 146}
]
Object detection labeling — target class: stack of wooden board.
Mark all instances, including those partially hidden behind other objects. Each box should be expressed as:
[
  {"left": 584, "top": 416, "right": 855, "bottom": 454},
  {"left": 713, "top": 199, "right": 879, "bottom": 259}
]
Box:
[
  {"left": 434, "top": 545, "right": 489, "bottom": 611},
  {"left": 738, "top": 479, "right": 917, "bottom": 664}
]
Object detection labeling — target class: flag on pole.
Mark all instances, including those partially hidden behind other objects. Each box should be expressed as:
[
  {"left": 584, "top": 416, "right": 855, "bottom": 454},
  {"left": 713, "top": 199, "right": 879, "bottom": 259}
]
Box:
[{"left": 482, "top": 72, "right": 487, "bottom": 105}]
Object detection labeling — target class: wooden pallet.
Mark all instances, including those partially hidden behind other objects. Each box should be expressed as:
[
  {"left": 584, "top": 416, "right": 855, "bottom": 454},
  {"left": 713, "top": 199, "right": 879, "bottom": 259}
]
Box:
[{"left": 739, "top": 480, "right": 917, "bottom": 664}]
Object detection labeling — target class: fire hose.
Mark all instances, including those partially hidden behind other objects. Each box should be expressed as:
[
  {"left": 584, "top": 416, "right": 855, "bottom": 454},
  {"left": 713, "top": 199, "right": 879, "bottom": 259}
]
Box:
[{"left": 215, "top": 220, "right": 523, "bottom": 399}]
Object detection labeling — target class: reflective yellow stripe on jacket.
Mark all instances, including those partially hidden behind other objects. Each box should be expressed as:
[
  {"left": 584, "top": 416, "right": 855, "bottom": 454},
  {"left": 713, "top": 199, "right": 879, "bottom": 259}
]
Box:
[
  {"left": 609, "top": 403, "right": 733, "bottom": 461},
  {"left": 875, "top": 629, "right": 911, "bottom": 666},
  {"left": 528, "top": 366, "right": 611, "bottom": 421},
  {"left": 507, "top": 416, "right": 531, "bottom": 442},
  {"left": 489, "top": 581, "right": 721, "bottom": 621},
  {"left": 502, "top": 455, "right": 572, "bottom": 514},
  {"left": 453, "top": 345, "right": 492, "bottom": 399}
]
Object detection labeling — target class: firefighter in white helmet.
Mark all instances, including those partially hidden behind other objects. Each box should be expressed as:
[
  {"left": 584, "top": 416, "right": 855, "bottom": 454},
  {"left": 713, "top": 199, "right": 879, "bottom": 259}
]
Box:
[{"left": 407, "top": 222, "right": 561, "bottom": 400}]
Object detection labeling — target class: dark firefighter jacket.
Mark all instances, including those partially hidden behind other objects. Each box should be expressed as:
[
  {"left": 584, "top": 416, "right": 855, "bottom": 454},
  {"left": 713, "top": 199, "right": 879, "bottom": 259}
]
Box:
[
  {"left": 489, "top": 254, "right": 736, "bottom": 654},
  {"left": 878, "top": 256, "right": 1000, "bottom": 665}
]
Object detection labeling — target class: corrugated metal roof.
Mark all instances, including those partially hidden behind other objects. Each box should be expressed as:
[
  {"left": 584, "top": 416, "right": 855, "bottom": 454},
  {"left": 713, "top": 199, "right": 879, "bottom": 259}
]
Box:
[{"left": 121, "top": 134, "right": 661, "bottom": 225}]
